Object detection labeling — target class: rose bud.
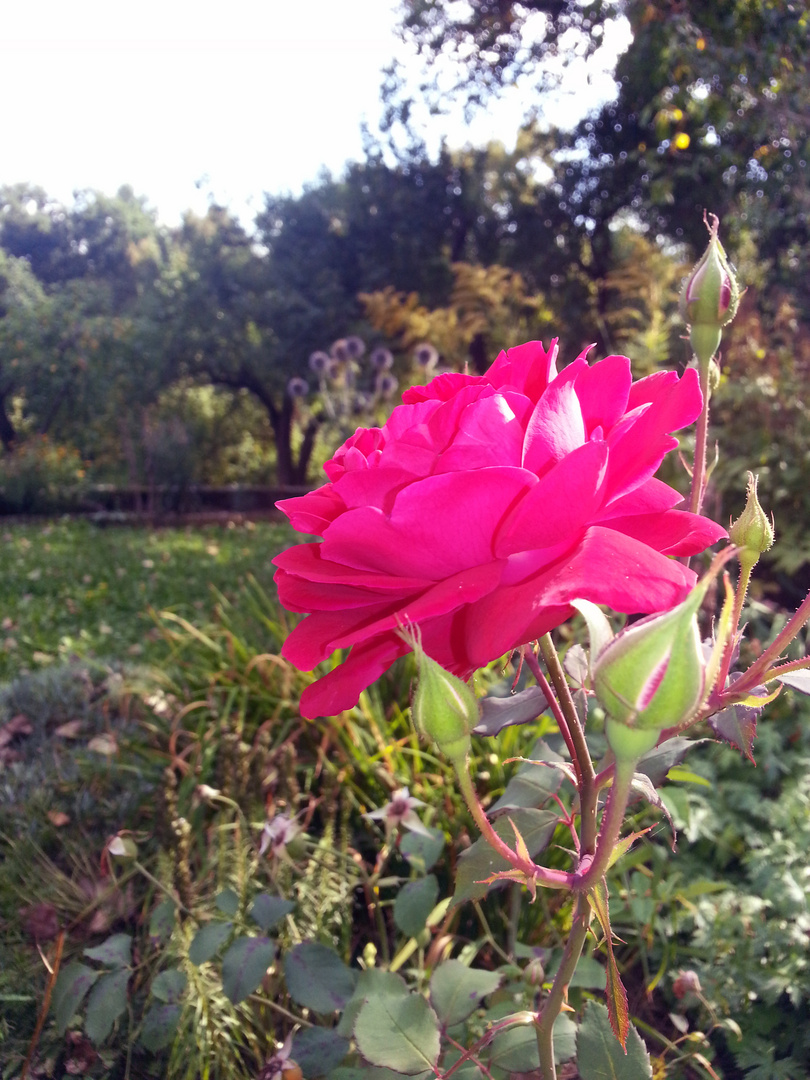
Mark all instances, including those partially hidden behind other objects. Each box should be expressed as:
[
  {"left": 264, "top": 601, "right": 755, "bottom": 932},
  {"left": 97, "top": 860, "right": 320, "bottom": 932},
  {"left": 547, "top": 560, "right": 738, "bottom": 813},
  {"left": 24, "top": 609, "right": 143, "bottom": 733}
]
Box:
[
  {"left": 729, "top": 472, "right": 774, "bottom": 560},
  {"left": 679, "top": 213, "right": 740, "bottom": 367},
  {"left": 673, "top": 969, "right": 702, "bottom": 999},
  {"left": 593, "top": 578, "right": 714, "bottom": 762},
  {"left": 401, "top": 625, "right": 478, "bottom": 764}
]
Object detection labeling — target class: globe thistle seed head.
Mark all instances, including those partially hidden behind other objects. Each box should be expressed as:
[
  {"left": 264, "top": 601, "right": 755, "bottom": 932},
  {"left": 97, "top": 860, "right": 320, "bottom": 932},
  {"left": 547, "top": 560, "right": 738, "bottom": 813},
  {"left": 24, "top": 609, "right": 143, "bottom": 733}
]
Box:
[
  {"left": 308, "top": 350, "right": 330, "bottom": 374},
  {"left": 370, "top": 346, "right": 394, "bottom": 371},
  {"left": 414, "top": 342, "right": 439, "bottom": 369},
  {"left": 346, "top": 335, "right": 366, "bottom": 359},
  {"left": 287, "top": 377, "right": 309, "bottom": 399},
  {"left": 330, "top": 338, "right": 350, "bottom": 363},
  {"left": 377, "top": 373, "right": 399, "bottom": 399}
]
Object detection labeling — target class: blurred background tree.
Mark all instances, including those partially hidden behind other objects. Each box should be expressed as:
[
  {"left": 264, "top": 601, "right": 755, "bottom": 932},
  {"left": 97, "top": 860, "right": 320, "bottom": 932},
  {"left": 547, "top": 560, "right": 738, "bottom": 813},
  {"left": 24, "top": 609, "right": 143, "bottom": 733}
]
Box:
[{"left": 0, "top": 0, "right": 807, "bottom": 518}]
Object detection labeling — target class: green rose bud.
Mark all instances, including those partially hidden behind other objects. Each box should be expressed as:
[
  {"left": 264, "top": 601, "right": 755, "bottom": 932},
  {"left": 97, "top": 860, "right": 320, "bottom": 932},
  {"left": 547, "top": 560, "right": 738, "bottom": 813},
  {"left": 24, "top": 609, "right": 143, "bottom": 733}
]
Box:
[
  {"left": 729, "top": 472, "right": 774, "bottom": 559},
  {"left": 679, "top": 213, "right": 740, "bottom": 367},
  {"left": 592, "top": 581, "right": 711, "bottom": 761},
  {"left": 399, "top": 625, "right": 478, "bottom": 764}
]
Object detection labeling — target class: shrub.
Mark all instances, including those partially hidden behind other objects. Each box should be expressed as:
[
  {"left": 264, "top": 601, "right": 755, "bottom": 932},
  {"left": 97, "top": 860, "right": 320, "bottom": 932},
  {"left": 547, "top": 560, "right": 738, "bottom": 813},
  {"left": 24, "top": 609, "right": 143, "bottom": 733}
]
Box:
[{"left": 0, "top": 437, "right": 89, "bottom": 515}]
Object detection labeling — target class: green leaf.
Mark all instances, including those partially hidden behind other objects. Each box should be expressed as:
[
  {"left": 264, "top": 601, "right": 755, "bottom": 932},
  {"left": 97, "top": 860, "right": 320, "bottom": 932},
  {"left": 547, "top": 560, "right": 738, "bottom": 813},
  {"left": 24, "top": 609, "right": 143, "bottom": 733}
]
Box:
[
  {"left": 571, "top": 599, "right": 614, "bottom": 668},
  {"left": 85, "top": 968, "right": 129, "bottom": 1044},
  {"left": 354, "top": 984, "right": 441, "bottom": 1074},
  {"left": 552, "top": 1013, "right": 577, "bottom": 1064},
  {"left": 330, "top": 1070, "right": 431, "bottom": 1080},
  {"left": 83, "top": 933, "right": 132, "bottom": 968},
  {"left": 188, "top": 921, "right": 232, "bottom": 965},
  {"left": 666, "top": 766, "right": 711, "bottom": 786},
  {"left": 489, "top": 1013, "right": 575, "bottom": 1069},
  {"left": 429, "top": 959, "right": 502, "bottom": 1026},
  {"left": 709, "top": 704, "right": 759, "bottom": 762},
  {"left": 148, "top": 899, "right": 175, "bottom": 944},
  {"left": 474, "top": 685, "right": 548, "bottom": 736},
  {"left": 453, "top": 808, "right": 558, "bottom": 906},
  {"left": 489, "top": 1024, "right": 538, "bottom": 1071},
  {"left": 215, "top": 887, "right": 240, "bottom": 916},
  {"left": 52, "top": 963, "right": 99, "bottom": 1034},
  {"left": 394, "top": 874, "right": 439, "bottom": 938},
  {"left": 776, "top": 670, "right": 810, "bottom": 695},
  {"left": 140, "top": 1003, "right": 181, "bottom": 1051},
  {"left": 151, "top": 969, "right": 187, "bottom": 1004},
  {"left": 438, "top": 1055, "right": 485, "bottom": 1080},
  {"left": 221, "top": 936, "right": 275, "bottom": 1004},
  {"left": 249, "top": 892, "right": 294, "bottom": 931},
  {"left": 292, "top": 1027, "right": 350, "bottom": 1074},
  {"left": 546, "top": 952, "right": 606, "bottom": 991},
  {"left": 488, "top": 739, "right": 563, "bottom": 814},
  {"left": 284, "top": 942, "right": 357, "bottom": 1013},
  {"left": 588, "top": 879, "right": 629, "bottom": 1048},
  {"left": 400, "top": 827, "right": 445, "bottom": 874},
  {"left": 576, "top": 1000, "right": 652, "bottom": 1080},
  {"left": 636, "top": 737, "right": 708, "bottom": 787},
  {"left": 336, "top": 968, "right": 401, "bottom": 1038}
]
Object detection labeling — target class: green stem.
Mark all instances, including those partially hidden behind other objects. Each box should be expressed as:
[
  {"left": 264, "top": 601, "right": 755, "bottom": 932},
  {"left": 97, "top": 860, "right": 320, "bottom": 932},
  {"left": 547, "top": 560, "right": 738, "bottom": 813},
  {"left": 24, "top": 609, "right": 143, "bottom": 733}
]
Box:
[
  {"left": 454, "top": 760, "right": 572, "bottom": 890},
  {"left": 535, "top": 755, "right": 637, "bottom": 1078},
  {"left": 573, "top": 755, "right": 637, "bottom": 891},
  {"left": 716, "top": 552, "right": 756, "bottom": 695},
  {"left": 538, "top": 634, "right": 598, "bottom": 853},
  {"left": 522, "top": 648, "right": 581, "bottom": 785},
  {"left": 766, "top": 655, "right": 810, "bottom": 679},
  {"left": 132, "top": 860, "right": 196, "bottom": 920},
  {"left": 535, "top": 893, "right": 592, "bottom": 1080},
  {"left": 735, "top": 587, "right": 810, "bottom": 691},
  {"left": 688, "top": 361, "right": 712, "bottom": 518}
]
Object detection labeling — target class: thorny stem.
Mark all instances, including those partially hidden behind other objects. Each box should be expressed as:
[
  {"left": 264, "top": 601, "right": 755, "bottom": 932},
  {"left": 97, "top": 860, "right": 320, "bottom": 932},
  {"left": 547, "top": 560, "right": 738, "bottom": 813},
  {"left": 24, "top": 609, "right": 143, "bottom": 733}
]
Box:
[
  {"left": 538, "top": 634, "right": 598, "bottom": 853},
  {"left": 522, "top": 647, "right": 580, "bottom": 785},
  {"left": 735, "top": 587, "right": 810, "bottom": 691},
  {"left": 766, "top": 655, "right": 810, "bottom": 679},
  {"left": 535, "top": 892, "right": 592, "bottom": 1080},
  {"left": 717, "top": 553, "right": 756, "bottom": 692},
  {"left": 571, "top": 756, "right": 637, "bottom": 893},
  {"left": 688, "top": 360, "right": 712, "bottom": 518},
  {"left": 454, "top": 762, "right": 572, "bottom": 890},
  {"left": 535, "top": 756, "right": 637, "bottom": 1079}
]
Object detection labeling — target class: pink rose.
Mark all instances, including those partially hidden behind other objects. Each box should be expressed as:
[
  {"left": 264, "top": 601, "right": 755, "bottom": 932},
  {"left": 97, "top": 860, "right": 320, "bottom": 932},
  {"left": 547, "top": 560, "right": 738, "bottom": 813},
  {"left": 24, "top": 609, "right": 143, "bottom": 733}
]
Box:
[{"left": 274, "top": 340, "right": 726, "bottom": 718}]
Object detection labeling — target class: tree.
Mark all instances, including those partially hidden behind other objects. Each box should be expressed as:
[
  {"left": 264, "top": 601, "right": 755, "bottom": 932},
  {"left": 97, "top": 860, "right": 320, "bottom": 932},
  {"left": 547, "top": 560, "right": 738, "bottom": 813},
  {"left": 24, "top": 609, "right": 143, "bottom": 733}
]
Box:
[
  {"left": 0, "top": 250, "right": 48, "bottom": 450},
  {"left": 0, "top": 186, "right": 173, "bottom": 468},
  {"left": 392, "top": 0, "right": 810, "bottom": 321}
]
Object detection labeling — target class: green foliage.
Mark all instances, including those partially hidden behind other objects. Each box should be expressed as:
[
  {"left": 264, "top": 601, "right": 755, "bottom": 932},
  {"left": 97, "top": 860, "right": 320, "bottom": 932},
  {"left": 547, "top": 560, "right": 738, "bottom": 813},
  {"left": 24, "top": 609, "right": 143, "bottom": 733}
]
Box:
[
  {"left": 0, "top": 518, "right": 292, "bottom": 680},
  {"left": 5, "top": 519, "right": 810, "bottom": 1078},
  {"left": 0, "top": 437, "right": 89, "bottom": 513},
  {"left": 576, "top": 1001, "right": 652, "bottom": 1080}
]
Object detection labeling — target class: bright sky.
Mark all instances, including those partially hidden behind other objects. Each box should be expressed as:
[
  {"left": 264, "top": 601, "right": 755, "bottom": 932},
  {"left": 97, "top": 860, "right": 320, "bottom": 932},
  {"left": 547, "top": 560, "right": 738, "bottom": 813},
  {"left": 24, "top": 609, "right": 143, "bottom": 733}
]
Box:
[{"left": 1, "top": 0, "right": 630, "bottom": 227}]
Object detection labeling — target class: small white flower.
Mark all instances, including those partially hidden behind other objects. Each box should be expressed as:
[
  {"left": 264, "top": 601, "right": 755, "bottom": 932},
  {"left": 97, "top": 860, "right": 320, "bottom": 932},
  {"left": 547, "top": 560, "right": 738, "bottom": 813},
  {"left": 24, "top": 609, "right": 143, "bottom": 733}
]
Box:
[
  {"left": 259, "top": 814, "right": 302, "bottom": 858},
  {"left": 363, "top": 787, "right": 434, "bottom": 838}
]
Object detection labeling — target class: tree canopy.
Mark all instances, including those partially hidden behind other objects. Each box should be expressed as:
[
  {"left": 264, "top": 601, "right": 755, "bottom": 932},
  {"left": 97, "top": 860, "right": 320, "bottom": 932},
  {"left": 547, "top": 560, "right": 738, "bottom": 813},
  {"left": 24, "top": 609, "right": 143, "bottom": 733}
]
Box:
[{"left": 1, "top": 2, "right": 806, "bottom": 491}]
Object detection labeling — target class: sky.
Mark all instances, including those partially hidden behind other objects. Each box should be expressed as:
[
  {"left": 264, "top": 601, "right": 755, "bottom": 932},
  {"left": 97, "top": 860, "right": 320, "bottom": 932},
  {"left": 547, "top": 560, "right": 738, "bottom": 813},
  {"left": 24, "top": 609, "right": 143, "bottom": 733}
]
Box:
[{"left": 1, "top": 0, "right": 631, "bottom": 227}]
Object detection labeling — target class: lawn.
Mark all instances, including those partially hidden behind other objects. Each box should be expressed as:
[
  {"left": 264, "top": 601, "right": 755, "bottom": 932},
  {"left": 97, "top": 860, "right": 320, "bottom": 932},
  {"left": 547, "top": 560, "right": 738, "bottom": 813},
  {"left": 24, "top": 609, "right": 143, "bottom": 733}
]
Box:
[{"left": 0, "top": 518, "right": 298, "bottom": 682}]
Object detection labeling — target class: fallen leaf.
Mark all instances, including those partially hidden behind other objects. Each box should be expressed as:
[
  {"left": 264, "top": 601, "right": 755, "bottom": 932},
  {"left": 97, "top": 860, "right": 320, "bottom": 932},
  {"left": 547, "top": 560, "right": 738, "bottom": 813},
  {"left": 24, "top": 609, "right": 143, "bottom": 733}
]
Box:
[
  {"left": 20, "top": 902, "right": 60, "bottom": 941},
  {"left": 54, "top": 720, "right": 84, "bottom": 739},
  {"left": 0, "top": 714, "right": 33, "bottom": 747},
  {"left": 87, "top": 733, "right": 119, "bottom": 756}
]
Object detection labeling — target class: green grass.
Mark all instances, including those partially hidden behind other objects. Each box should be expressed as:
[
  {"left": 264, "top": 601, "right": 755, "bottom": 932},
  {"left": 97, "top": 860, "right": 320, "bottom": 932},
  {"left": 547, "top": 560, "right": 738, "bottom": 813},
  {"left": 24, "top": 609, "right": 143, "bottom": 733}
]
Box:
[{"left": 0, "top": 517, "right": 298, "bottom": 681}]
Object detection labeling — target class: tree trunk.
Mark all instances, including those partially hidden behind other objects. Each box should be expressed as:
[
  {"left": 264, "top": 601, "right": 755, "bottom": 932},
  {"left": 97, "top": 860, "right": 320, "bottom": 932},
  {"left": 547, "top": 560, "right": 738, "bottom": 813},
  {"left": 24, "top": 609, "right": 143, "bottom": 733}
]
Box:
[
  {"left": 468, "top": 333, "right": 489, "bottom": 375},
  {"left": 293, "top": 414, "right": 322, "bottom": 486},
  {"left": 0, "top": 394, "right": 16, "bottom": 452}
]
